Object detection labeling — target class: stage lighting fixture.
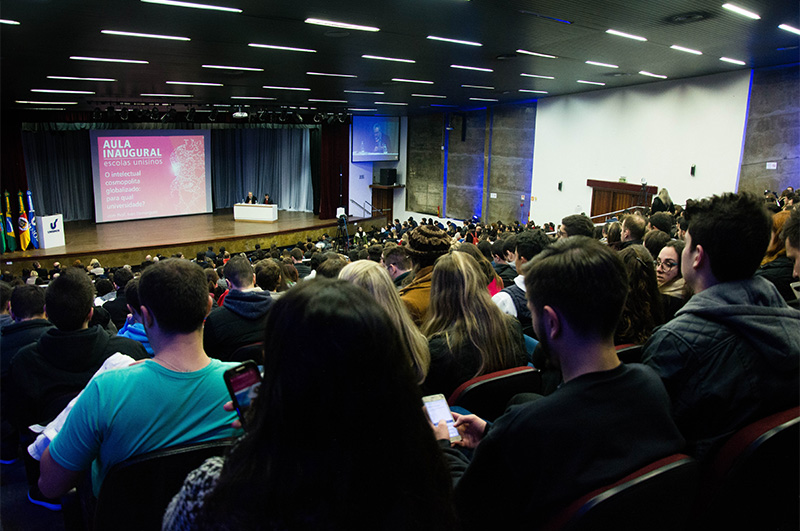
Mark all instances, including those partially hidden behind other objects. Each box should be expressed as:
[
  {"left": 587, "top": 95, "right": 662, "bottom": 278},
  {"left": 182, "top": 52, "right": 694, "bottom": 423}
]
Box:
[
  {"left": 257, "top": 109, "right": 266, "bottom": 121},
  {"left": 278, "top": 112, "right": 287, "bottom": 122},
  {"left": 150, "top": 107, "right": 160, "bottom": 120},
  {"left": 313, "top": 113, "right": 322, "bottom": 122},
  {"left": 232, "top": 106, "right": 248, "bottom": 119},
  {"left": 337, "top": 113, "right": 346, "bottom": 123},
  {"left": 186, "top": 107, "right": 196, "bottom": 121},
  {"left": 326, "top": 114, "right": 335, "bottom": 124},
  {"left": 105, "top": 106, "right": 115, "bottom": 120},
  {"left": 295, "top": 112, "right": 303, "bottom": 122},
  {"left": 92, "top": 107, "right": 103, "bottom": 120},
  {"left": 120, "top": 107, "right": 130, "bottom": 120},
  {"left": 209, "top": 109, "right": 218, "bottom": 121}
]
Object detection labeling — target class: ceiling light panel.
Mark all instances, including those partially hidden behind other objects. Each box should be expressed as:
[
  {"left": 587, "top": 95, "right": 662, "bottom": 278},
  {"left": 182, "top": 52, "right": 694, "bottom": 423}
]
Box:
[
  {"left": 16, "top": 100, "right": 78, "bottom": 104},
  {"left": 31, "top": 89, "right": 95, "bottom": 94},
  {"left": 520, "top": 73, "right": 554, "bottom": 79},
  {"left": 344, "top": 90, "right": 384, "bottom": 95},
  {"left": 670, "top": 45, "right": 703, "bottom": 55},
  {"left": 203, "top": 64, "right": 263, "bottom": 71},
  {"left": 48, "top": 76, "right": 116, "bottom": 81},
  {"left": 263, "top": 85, "right": 311, "bottom": 91},
  {"left": 577, "top": 80, "right": 605, "bottom": 85},
  {"left": 362, "top": 55, "right": 415, "bottom": 63},
  {"left": 249, "top": 43, "right": 316, "bottom": 53},
  {"left": 427, "top": 35, "right": 482, "bottom": 46},
  {"left": 721, "top": 3, "right": 761, "bottom": 20},
  {"left": 469, "top": 97, "right": 498, "bottom": 101},
  {"left": 720, "top": 57, "right": 746, "bottom": 65},
  {"left": 307, "top": 72, "right": 357, "bottom": 78},
  {"left": 1, "top": 19, "right": 21, "bottom": 25},
  {"left": 71, "top": 56, "right": 149, "bottom": 64},
  {"left": 101, "top": 30, "right": 189, "bottom": 41},
  {"left": 392, "top": 78, "right": 434, "bottom": 84},
  {"left": 167, "top": 81, "right": 223, "bottom": 86},
  {"left": 516, "top": 49, "right": 557, "bottom": 58},
  {"left": 305, "top": 18, "right": 379, "bottom": 32},
  {"left": 605, "top": 29, "right": 647, "bottom": 42},
  {"left": 461, "top": 85, "right": 494, "bottom": 90},
  {"left": 778, "top": 24, "right": 800, "bottom": 35},
  {"left": 140, "top": 93, "right": 193, "bottom": 97},
  {"left": 451, "top": 64, "right": 493, "bottom": 72},
  {"left": 141, "top": 0, "right": 242, "bottom": 13},
  {"left": 412, "top": 94, "right": 447, "bottom": 98},
  {"left": 585, "top": 61, "right": 619, "bottom": 68}
]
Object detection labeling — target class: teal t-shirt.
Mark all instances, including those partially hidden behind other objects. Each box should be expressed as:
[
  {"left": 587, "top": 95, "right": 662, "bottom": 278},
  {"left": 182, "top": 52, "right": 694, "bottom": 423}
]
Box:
[{"left": 49, "top": 358, "right": 242, "bottom": 496}]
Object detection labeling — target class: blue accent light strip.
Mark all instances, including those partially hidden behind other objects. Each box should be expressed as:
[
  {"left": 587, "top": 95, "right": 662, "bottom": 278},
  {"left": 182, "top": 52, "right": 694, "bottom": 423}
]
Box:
[{"left": 442, "top": 113, "right": 449, "bottom": 218}]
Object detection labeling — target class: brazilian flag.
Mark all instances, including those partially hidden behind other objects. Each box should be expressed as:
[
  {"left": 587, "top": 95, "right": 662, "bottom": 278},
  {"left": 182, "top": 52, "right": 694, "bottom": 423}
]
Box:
[{"left": 3, "top": 191, "right": 16, "bottom": 252}]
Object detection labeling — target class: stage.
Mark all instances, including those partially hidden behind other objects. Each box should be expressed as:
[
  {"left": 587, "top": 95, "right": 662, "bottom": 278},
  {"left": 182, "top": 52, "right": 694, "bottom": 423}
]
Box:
[{"left": 1, "top": 209, "right": 388, "bottom": 276}]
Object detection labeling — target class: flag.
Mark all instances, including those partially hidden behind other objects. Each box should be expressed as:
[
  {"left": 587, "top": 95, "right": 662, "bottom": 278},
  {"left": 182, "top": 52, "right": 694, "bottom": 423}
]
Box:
[
  {"left": 3, "top": 191, "right": 16, "bottom": 252},
  {"left": 17, "top": 191, "right": 31, "bottom": 251},
  {"left": 26, "top": 190, "right": 40, "bottom": 249}
]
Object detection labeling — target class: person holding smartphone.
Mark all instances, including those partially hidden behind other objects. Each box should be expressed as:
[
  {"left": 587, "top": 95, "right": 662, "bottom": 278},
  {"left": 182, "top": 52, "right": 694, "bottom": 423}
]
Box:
[{"left": 164, "top": 280, "right": 458, "bottom": 530}]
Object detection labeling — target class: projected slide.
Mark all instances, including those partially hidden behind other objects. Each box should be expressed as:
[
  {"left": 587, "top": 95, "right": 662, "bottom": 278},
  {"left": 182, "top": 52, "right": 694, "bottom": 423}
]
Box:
[{"left": 90, "top": 130, "right": 213, "bottom": 223}]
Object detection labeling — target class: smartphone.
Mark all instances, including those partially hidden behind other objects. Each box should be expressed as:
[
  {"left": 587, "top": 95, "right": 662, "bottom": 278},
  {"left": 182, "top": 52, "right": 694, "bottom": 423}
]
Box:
[
  {"left": 223, "top": 360, "right": 262, "bottom": 430},
  {"left": 422, "top": 394, "right": 462, "bottom": 442}
]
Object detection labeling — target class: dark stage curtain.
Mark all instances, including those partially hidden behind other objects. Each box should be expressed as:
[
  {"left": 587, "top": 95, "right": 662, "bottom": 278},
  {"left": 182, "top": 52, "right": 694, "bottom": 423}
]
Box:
[{"left": 319, "top": 122, "right": 350, "bottom": 220}]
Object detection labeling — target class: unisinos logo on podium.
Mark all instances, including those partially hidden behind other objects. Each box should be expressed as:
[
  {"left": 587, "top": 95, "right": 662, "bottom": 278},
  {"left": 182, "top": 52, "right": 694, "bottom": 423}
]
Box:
[{"left": 37, "top": 214, "right": 65, "bottom": 248}]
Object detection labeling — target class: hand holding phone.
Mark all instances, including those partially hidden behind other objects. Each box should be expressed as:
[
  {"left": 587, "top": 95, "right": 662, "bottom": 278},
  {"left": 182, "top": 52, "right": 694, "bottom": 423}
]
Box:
[
  {"left": 223, "top": 360, "right": 262, "bottom": 430},
  {"left": 422, "top": 394, "right": 462, "bottom": 443}
]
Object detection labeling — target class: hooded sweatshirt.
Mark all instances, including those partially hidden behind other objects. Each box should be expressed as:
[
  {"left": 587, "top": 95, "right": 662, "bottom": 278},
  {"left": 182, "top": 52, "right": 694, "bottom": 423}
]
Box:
[
  {"left": 642, "top": 276, "right": 800, "bottom": 460},
  {"left": 203, "top": 288, "right": 272, "bottom": 361}
]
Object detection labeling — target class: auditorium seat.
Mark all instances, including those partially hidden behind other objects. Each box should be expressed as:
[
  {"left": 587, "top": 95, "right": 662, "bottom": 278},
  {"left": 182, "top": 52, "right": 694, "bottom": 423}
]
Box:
[
  {"left": 447, "top": 367, "right": 542, "bottom": 422},
  {"left": 541, "top": 454, "right": 699, "bottom": 531},
  {"left": 228, "top": 341, "right": 264, "bottom": 364},
  {"left": 85, "top": 438, "right": 236, "bottom": 531},
  {"left": 693, "top": 405, "right": 800, "bottom": 530},
  {"left": 614, "top": 343, "right": 643, "bottom": 364}
]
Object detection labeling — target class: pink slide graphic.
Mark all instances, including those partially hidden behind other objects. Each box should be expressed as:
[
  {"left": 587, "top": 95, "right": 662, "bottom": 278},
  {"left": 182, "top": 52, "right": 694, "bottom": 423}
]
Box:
[{"left": 91, "top": 130, "right": 213, "bottom": 223}]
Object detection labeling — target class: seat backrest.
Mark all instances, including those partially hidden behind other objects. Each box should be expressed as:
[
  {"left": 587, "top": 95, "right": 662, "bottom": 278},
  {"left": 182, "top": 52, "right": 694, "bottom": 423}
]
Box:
[
  {"left": 697, "top": 405, "right": 800, "bottom": 530},
  {"left": 542, "top": 454, "right": 699, "bottom": 531},
  {"left": 447, "top": 367, "right": 542, "bottom": 422},
  {"left": 94, "top": 438, "right": 235, "bottom": 531},
  {"left": 614, "top": 343, "right": 643, "bottom": 364},
  {"left": 228, "top": 341, "right": 264, "bottom": 364}
]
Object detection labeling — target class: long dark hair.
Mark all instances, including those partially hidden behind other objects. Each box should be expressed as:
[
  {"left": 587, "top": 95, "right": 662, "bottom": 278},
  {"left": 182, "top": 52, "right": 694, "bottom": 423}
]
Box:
[
  {"left": 198, "top": 280, "right": 456, "bottom": 530},
  {"left": 615, "top": 245, "right": 665, "bottom": 345}
]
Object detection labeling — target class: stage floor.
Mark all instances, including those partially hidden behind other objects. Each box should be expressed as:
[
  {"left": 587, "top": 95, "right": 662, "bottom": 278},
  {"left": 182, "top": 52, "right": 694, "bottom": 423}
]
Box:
[{"left": 2, "top": 209, "right": 385, "bottom": 275}]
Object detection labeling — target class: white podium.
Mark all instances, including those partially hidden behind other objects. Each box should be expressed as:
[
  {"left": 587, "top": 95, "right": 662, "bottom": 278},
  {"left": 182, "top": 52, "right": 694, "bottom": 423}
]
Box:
[
  {"left": 233, "top": 203, "right": 278, "bottom": 222},
  {"left": 36, "top": 214, "right": 66, "bottom": 248}
]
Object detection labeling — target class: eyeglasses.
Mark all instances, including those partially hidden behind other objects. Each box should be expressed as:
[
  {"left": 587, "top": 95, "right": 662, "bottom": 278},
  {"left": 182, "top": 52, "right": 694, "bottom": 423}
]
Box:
[{"left": 655, "top": 259, "right": 677, "bottom": 270}]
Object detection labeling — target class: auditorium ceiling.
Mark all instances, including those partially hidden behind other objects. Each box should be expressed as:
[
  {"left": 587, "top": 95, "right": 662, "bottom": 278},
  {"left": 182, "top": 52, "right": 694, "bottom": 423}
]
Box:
[{"left": 1, "top": 0, "right": 797, "bottom": 118}]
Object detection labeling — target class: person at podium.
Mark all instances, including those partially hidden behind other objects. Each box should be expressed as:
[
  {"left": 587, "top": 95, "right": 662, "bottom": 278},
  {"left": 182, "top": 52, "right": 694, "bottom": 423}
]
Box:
[
  {"left": 244, "top": 192, "right": 257, "bottom": 204},
  {"left": 263, "top": 193, "right": 273, "bottom": 205}
]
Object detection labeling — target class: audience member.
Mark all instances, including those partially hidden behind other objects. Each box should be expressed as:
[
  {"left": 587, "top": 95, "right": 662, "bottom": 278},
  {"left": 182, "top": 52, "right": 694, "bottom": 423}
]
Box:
[
  {"left": 642, "top": 192, "right": 800, "bottom": 461},
  {"left": 367, "top": 244, "right": 384, "bottom": 263},
  {"left": 38, "top": 259, "right": 241, "bottom": 500},
  {"left": 93, "top": 278, "right": 116, "bottom": 306},
  {"left": 604, "top": 221, "right": 622, "bottom": 248},
  {"left": 489, "top": 240, "right": 517, "bottom": 288},
  {"left": 115, "top": 279, "right": 153, "bottom": 356},
  {"left": 421, "top": 252, "right": 527, "bottom": 397},
  {"left": 339, "top": 261, "right": 430, "bottom": 384},
  {"left": 643, "top": 228, "right": 671, "bottom": 261},
  {"left": 290, "top": 248, "right": 310, "bottom": 279},
  {"left": 254, "top": 259, "right": 283, "bottom": 300},
  {"left": 614, "top": 245, "right": 665, "bottom": 346},
  {"left": 619, "top": 213, "right": 646, "bottom": 249},
  {"left": 648, "top": 212, "right": 674, "bottom": 235},
  {"left": 559, "top": 214, "right": 594, "bottom": 238},
  {"left": 651, "top": 187, "right": 675, "bottom": 214},
  {"left": 781, "top": 205, "right": 799, "bottom": 281},
  {"left": 755, "top": 210, "right": 796, "bottom": 301},
  {"left": 399, "top": 225, "right": 452, "bottom": 326},
  {"left": 103, "top": 267, "right": 134, "bottom": 330},
  {"left": 163, "top": 280, "right": 457, "bottom": 530},
  {"left": 435, "top": 236, "right": 683, "bottom": 530},
  {"left": 315, "top": 255, "right": 347, "bottom": 278},
  {"left": 0, "top": 281, "right": 12, "bottom": 329},
  {"left": 382, "top": 245, "right": 412, "bottom": 287},
  {"left": 203, "top": 256, "right": 273, "bottom": 362},
  {"left": 656, "top": 240, "right": 687, "bottom": 319},
  {"left": 454, "top": 242, "right": 503, "bottom": 295}
]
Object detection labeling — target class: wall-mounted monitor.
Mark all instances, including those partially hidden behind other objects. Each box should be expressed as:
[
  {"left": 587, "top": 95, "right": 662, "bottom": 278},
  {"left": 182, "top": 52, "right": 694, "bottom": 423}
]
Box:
[{"left": 352, "top": 116, "right": 400, "bottom": 163}]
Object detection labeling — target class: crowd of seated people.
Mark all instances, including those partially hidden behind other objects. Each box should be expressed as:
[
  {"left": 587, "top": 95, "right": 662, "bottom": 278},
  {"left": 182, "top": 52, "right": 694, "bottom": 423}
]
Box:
[{"left": 0, "top": 196, "right": 798, "bottom": 528}]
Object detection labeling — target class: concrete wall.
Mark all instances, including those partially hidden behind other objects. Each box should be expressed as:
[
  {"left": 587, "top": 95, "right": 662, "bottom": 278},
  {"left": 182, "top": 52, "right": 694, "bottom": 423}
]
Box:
[
  {"left": 738, "top": 64, "right": 800, "bottom": 196},
  {"left": 446, "top": 111, "right": 486, "bottom": 220}
]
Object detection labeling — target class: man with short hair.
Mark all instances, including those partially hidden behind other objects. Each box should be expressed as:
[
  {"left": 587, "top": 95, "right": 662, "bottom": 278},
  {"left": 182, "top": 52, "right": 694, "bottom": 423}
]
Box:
[
  {"left": 643, "top": 193, "right": 800, "bottom": 461},
  {"left": 203, "top": 255, "right": 272, "bottom": 361},
  {"left": 648, "top": 212, "right": 674, "bottom": 234},
  {"left": 382, "top": 246, "right": 412, "bottom": 287},
  {"left": 492, "top": 230, "right": 551, "bottom": 336},
  {"left": 490, "top": 239, "right": 517, "bottom": 288},
  {"left": 558, "top": 214, "right": 594, "bottom": 238},
  {"left": 0, "top": 281, "right": 12, "bottom": 330},
  {"left": 290, "top": 248, "right": 311, "bottom": 278},
  {"left": 103, "top": 267, "right": 134, "bottom": 330},
  {"left": 39, "top": 259, "right": 241, "bottom": 499},
  {"left": 436, "top": 237, "right": 683, "bottom": 529},
  {"left": 619, "top": 213, "right": 646, "bottom": 248}
]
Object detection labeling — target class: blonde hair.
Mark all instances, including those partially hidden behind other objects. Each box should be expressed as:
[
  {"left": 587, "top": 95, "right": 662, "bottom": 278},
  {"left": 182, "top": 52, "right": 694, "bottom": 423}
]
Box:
[
  {"left": 658, "top": 188, "right": 673, "bottom": 207},
  {"left": 339, "top": 260, "right": 430, "bottom": 383},
  {"left": 423, "top": 252, "right": 522, "bottom": 377}
]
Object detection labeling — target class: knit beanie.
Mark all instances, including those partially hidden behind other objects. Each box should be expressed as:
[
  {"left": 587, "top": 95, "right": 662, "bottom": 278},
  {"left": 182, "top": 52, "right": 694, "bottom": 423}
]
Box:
[{"left": 405, "top": 225, "right": 451, "bottom": 259}]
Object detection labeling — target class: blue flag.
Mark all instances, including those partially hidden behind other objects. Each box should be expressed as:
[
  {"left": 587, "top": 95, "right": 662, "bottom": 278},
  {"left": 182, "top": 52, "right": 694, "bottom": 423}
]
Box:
[{"left": 26, "top": 190, "right": 40, "bottom": 249}]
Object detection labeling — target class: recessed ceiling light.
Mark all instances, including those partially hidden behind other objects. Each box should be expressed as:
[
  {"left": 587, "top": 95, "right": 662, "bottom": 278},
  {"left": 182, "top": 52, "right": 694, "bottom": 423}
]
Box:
[
  {"left": 518, "top": 89, "right": 548, "bottom": 93},
  {"left": 412, "top": 94, "right": 447, "bottom": 98},
  {"left": 71, "top": 56, "right": 149, "bottom": 64},
  {"left": 721, "top": 3, "right": 760, "bottom": 20},
  {"left": 141, "top": 93, "right": 194, "bottom": 97},
  {"left": 16, "top": 100, "right": 78, "bottom": 104},
  {"left": 309, "top": 99, "right": 348, "bottom": 103},
  {"left": 344, "top": 90, "right": 385, "bottom": 95},
  {"left": 362, "top": 54, "right": 415, "bottom": 63},
  {"left": 307, "top": 71, "right": 357, "bottom": 78},
  {"left": 670, "top": 45, "right": 703, "bottom": 55},
  {"left": 461, "top": 84, "right": 494, "bottom": 90},
  {"left": 305, "top": 18, "right": 379, "bottom": 32},
  {"left": 585, "top": 60, "right": 619, "bottom": 68},
  {"left": 639, "top": 71, "right": 668, "bottom": 79},
  {"left": 31, "top": 89, "right": 95, "bottom": 94},
  {"left": 262, "top": 85, "right": 311, "bottom": 91},
  {"left": 348, "top": 108, "right": 377, "bottom": 111},
  {"left": 48, "top": 75, "right": 116, "bottom": 81},
  {"left": 605, "top": 29, "right": 647, "bottom": 41},
  {"left": 520, "top": 73, "right": 554, "bottom": 79},
  {"left": 374, "top": 101, "right": 408, "bottom": 105},
  {"left": 249, "top": 43, "right": 316, "bottom": 53},
  {"left": 427, "top": 35, "right": 482, "bottom": 46},
  {"left": 167, "top": 81, "right": 223, "bottom": 86},
  {"left": 720, "top": 56, "right": 746, "bottom": 65},
  {"left": 516, "top": 49, "right": 557, "bottom": 59},
  {"left": 779, "top": 24, "right": 800, "bottom": 35},
  {"left": 0, "top": 19, "right": 21, "bottom": 25},
  {"left": 231, "top": 96, "right": 276, "bottom": 100},
  {"left": 469, "top": 97, "right": 499, "bottom": 101},
  {"left": 577, "top": 80, "right": 606, "bottom": 85},
  {"left": 203, "top": 64, "right": 263, "bottom": 71},
  {"left": 451, "top": 64, "right": 493, "bottom": 72},
  {"left": 101, "top": 30, "right": 190, "bottom": 41},
  {"left": 392, "top": 78, "right": 434, "bottom": 84},
  {"left": 141, "top": 0, "right": 242, "bottom": 13}
]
